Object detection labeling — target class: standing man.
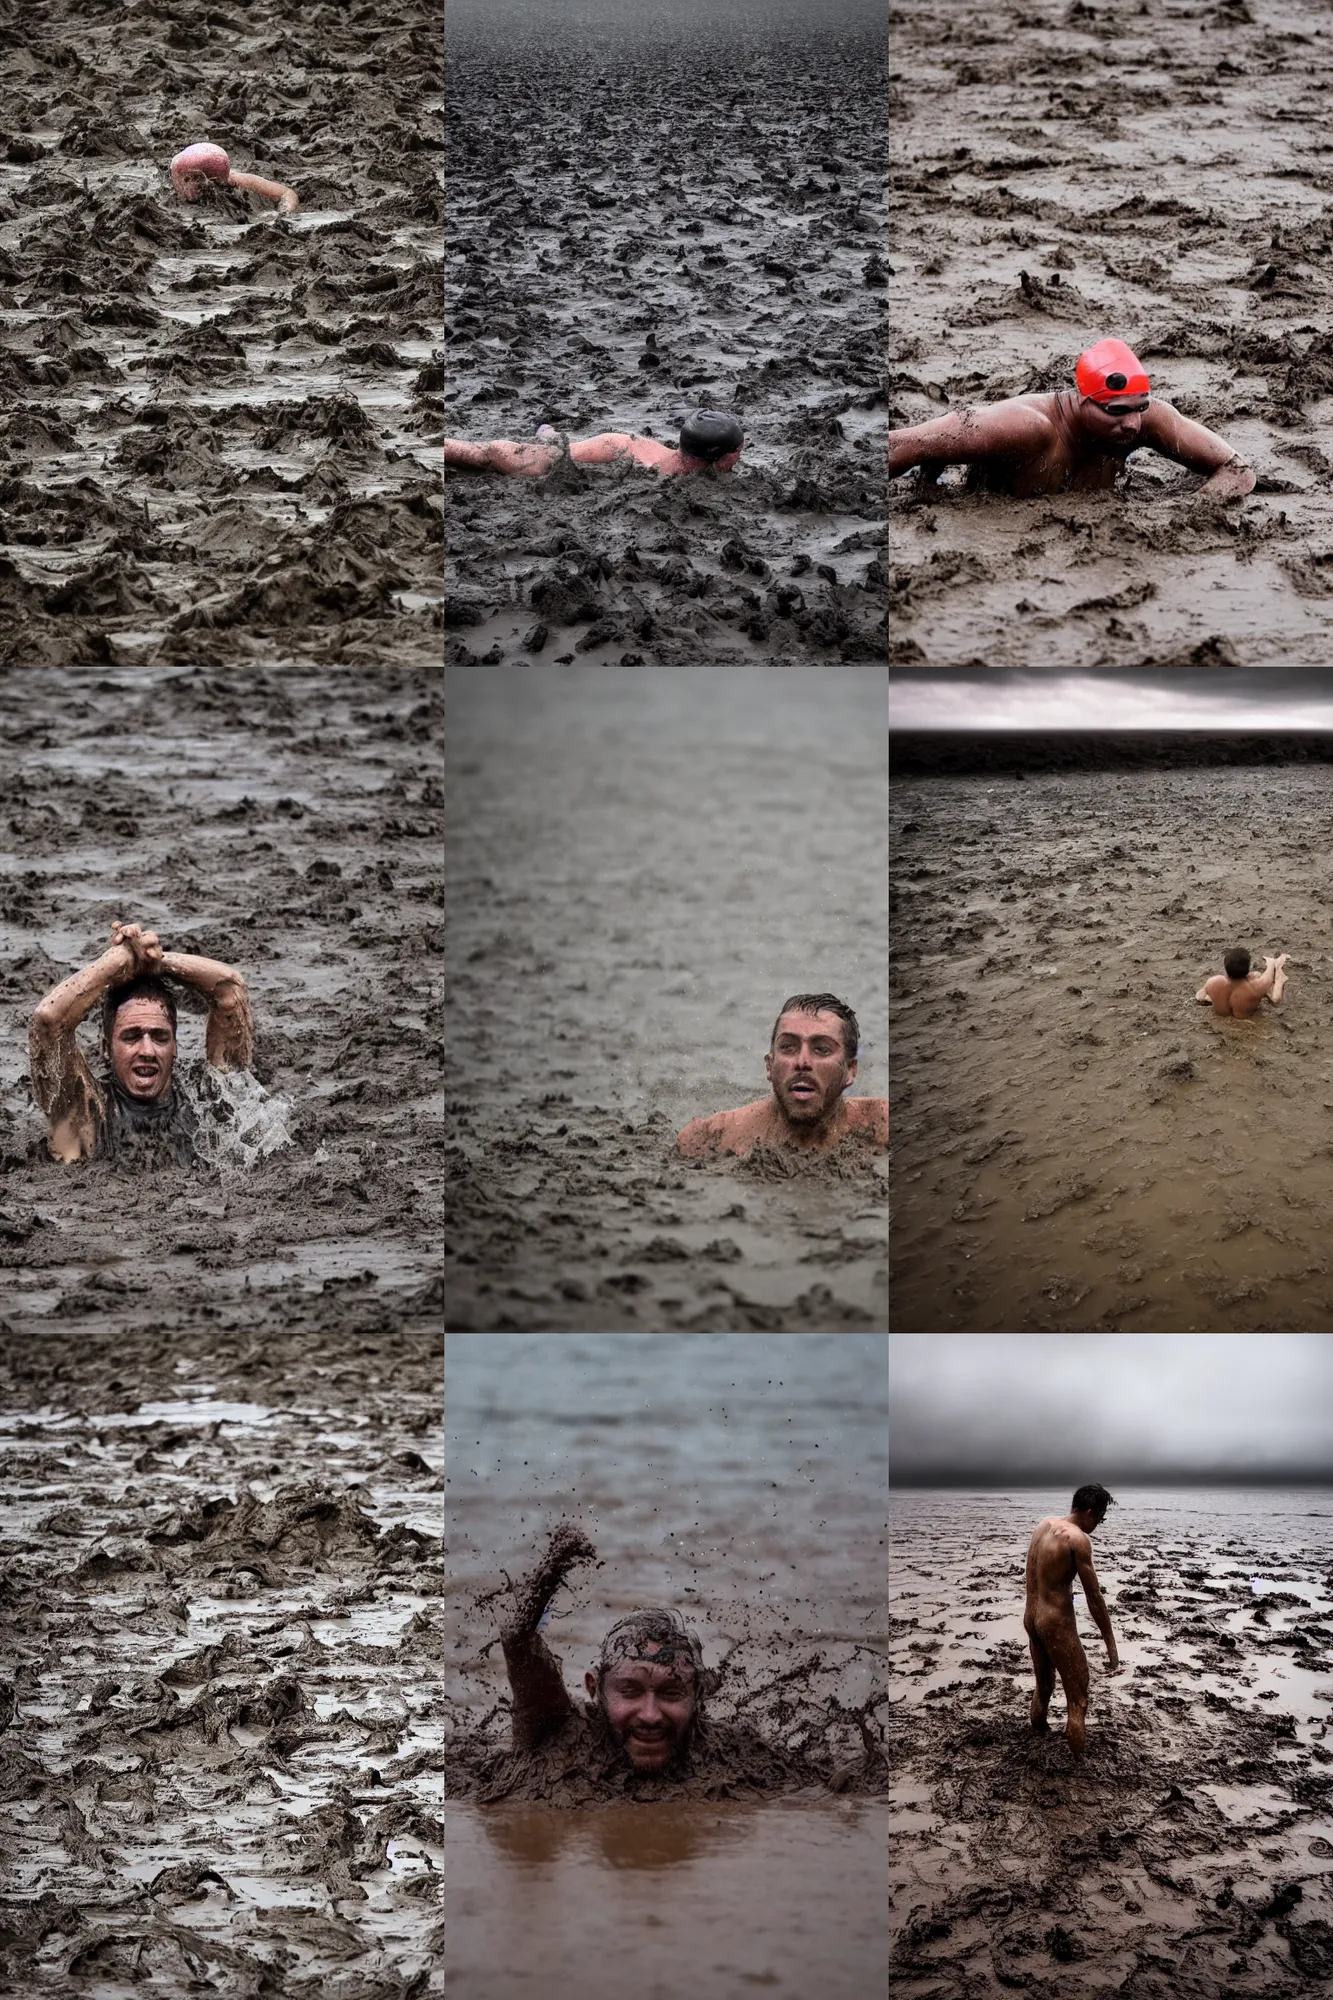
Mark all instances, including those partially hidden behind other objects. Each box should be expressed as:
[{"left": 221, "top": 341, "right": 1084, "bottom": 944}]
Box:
[
  {"left": 29, "top": 921, "right": 253, "bottom": 1164},
  {"left": 1023, "top": 1483, "right": 1120, "bottom": 1754}
]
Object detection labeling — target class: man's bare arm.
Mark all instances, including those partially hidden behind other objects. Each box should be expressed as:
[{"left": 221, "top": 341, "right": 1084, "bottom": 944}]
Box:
[
  {"left": 500, "top": 1524, "right": 598, "bottom": 1752},
  {"left": 1075, "top": 1546, "right": 1120, "bottom": 1668},
  {"left": 889, "top": 403, "right": 1054, "bottom": 479},
  {"left": 1140, "top": 400, "right": 1255, "bottom": 497},
  {"left": 160, "top": 951, "right": 253, "bottom": 1069},
  {"left": 29, "top": 932, "right": 143, "bottom": 1137}
]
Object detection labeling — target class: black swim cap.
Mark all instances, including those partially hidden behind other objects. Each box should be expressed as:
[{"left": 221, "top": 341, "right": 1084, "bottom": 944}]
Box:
[{"left": 679, "top": 410, "right": 744, "bottom": 463}]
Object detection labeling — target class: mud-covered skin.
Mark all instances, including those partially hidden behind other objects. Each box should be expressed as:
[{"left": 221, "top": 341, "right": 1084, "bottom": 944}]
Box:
[
  {"left": 500, "top": 1523, "right": 599, "bottom": 1752},
  {"left": 0, "top": 666, "right": 442, "bottom": 1334},
  {"left": 0, "top": 1326, "right": 442, "bottom": 1994},
  {"left": 0, "top": 0, "right": 441, "bottom": 669},
  {"left": 445, "top": 11, "right": 885, "bottom": 666}
]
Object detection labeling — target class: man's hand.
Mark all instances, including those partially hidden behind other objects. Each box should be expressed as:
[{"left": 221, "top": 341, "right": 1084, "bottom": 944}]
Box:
[
  {"left": 503, "top": 1522, "right": 598, "bottom": 1642},
  {"left": 110, "top": 923, "right": 164, "bottom": 975}
]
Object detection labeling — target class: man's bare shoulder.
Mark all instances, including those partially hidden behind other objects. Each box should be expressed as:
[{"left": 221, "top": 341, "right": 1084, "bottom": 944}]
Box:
[
  {"left": 845, "top": 1097, "right": 889, "bottom": 1145},
  {"left": 677, "top": 1100, "right": 771, "bottom": 1159}
]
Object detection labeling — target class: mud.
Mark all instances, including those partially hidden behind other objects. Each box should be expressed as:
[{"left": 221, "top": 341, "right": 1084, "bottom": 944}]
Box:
[
  {"left": 891, "top": 1487, "right": 1333, "bottom": 2000},
  {"left": 889, "top": 0, "right": 1333, "bottom": 668},
  {"left": 891, "top": 761, "right": 1333, "bottom": 1331},
  {"left": 444, "top": 3, "right": 885, "bottom": 666},
  {"left": 444, "top": 667, "right": 888, "bottom": 1332},
  {"left": 0, "top": 666, "right": 442, "bottom": 1336},
  {"left": 1, "top": 0, "right": 441, "bottom": 669},
  {"left": 0, "top": 1325, "right": 442, "bottom": 1997}
]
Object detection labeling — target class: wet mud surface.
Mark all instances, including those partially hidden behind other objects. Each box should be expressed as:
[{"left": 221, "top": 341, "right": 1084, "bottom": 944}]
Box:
[
  {"left": 889, "top": 0, "right": 1333, "bottom": 668},
  {"left": 444, "top": 669, "right": 887, "bottom": 1332},
  {"left": 0, "top": 1326, "right": 443, "bottom": 1997},
  {"left": 1, "top": 1, "right": 442, "bottom": 669},
  {"left": 0, "top": 666, "right": 442, "bottom": 1336},
  {"left": 891, "top": 1489, "right": 1333, "bottom": 2000},
  {"left": 445, "top": 5, "right": 885, "bottom": 666},
  {"left": 891, "top": 763, "right": 1333, "bottom": 1331}
]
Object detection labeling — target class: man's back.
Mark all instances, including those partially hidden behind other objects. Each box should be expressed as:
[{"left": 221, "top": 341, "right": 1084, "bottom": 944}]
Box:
[
  {"left": 1025, "top": 1515, "right": 1084, "bottom": 1614},
  {"left": 1201, "top": 972, "right": 1266, "bottom": 1018}
]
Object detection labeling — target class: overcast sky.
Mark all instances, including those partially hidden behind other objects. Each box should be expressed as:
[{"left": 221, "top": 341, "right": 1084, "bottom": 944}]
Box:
[
  {"left": 889, "top": 671, "right": 1333, "bottom": 733},
  {"left": 890, "top": 1335, "right": 1333, "bottom": 1485}
]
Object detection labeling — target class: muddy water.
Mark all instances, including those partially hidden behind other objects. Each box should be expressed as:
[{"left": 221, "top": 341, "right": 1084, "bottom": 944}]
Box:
[
  {"left": 447, "top": 1801, "right": 888, "bottom": 2000},
  {"left": 0, "top": 666, "right": 441, "bottom": 1336},
  {"left": 445, "top": 666, "right": 887, "bottom": 1331},
  {"left": 0, "top": 1326, "right": 442, "bottom": 1995},
  {"left": 891, "top": 762, "right": 1333, "bottom": 1331},
  {"left": 889, "top": 0, "right": 1333, "bottom": 669},
  {"left": 1, "top": 0, "right": 441, "bottom": 669},
  {"left": 892, "top": 1488, "right": 1333, "bottom": 2000},
  {"left": 445, "top": 2, "right": 885, "bottom": 666},
  {"left": 445, "top": 1334, "right": 887, "bottom": 1989}
]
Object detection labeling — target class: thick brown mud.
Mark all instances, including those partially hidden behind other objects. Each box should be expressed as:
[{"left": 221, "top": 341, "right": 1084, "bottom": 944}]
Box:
[
  {"left": 891, "top": 762, "right": 1333, "bottom": 1332},
  {"left": 445, "top": 4, "right": 885, "bottom": 666},
  {"left": 0, "top": 1326, "right": 442, "bottom": 1997},
  {"left": 889, "top": 0, "right": 1333, "bottom": 668},
  {"left": 0, "top": 666, "right": 442, "bottom": 1336},
  {"left": 891, "top": 1489, "right": 1333, "bottom": 2000},
  {"left": 1, "top": 1, "right": 441, "bottom": 669}
]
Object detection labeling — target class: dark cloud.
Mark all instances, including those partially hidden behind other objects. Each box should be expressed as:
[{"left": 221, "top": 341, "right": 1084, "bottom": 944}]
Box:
[
  {"left": 890, "top": 1335, "right": 1333, "bottom": 1486},
  {"left": 889, "top": 669, "right": 1333, "bottom": 733}
]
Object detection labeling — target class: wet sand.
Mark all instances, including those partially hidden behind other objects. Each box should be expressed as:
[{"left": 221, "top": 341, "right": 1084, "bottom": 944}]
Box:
[
  {"left": 446, "top": 1332, "right": 888, "bottom": 1995},
  {"left": 1, "top": 0, "right": 441, "bottom": 668},
  {"left": 0, "top": 1326, "right": 442, "bottom": 1995},
  {"left": 445, "top": 1, "right": 885, "bottom": 667},
  {"left": 444, "top": 667, "right": 888, "bottom": 1332},
  {"left": 0, "top": 666, "right": 441, "bottom": 1335},
  {"left": 891, "top": 761, "right": 1333, "bottom": 1331},
  {"left": 891, "top": 1488, "right": 1333, "bottom": 2000},
  {"left": 890, "top": 0, "right": 1333, "bottom": 668}
]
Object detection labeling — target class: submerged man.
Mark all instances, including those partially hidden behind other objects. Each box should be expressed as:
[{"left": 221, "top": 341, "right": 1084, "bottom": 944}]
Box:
[
  {"left": 443, "top": 409, "right": 744, "bottom": 479},
  {"left": 1024, "top": 1483, "right": 1120, "bottom": 1755},
  {"left": 29, "top": 921, "right": 253, "bottom": 1164},
  {"left": 889, "top": 339, "right": 1255, "bottom": 499},
  {"left": 1196, "top": 947, "right": 1288, "bottom": 1018},
  {"left": 677, "top": 991, "right": 888, "bottom": 1158}
]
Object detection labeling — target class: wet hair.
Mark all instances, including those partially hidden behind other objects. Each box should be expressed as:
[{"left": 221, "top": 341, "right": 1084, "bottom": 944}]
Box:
[
  {"left": 596, "top": 1609, "right": 705, "bottom": 1684},
  {"left": 1224, "top": 948, "right": 1251, "bottom": 980},
  {"left": 678, "top": 410, "right": 744, "bottom": 463},
  {"left": 770, "top": 993, "right": 859, "bottom": 1063},
  {"left": 102, "top": 974, "right": 178, "bottom": 1052},
  {"left": 1072, "top": 1483, "right": 1115, "bottom": 1520}
]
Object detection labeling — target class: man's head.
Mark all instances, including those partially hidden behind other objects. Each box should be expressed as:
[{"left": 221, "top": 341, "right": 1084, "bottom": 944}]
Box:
[
  {"left": 1075, "top": 338, "right": 1150, "bottom": 445},
  {"left": 1071, "top": 1482, "right": 1115, "bottom": 1531},
  {"left": 584, "top": 1609, "right": 703, "bottom": 1773},
  {"left": 1224, "top": 947, "right": 1252, "bottom": 981},
  {"left": 765, "top": 992, "right": 859, "bottom": 1127},
  {"left": 678, "top": 409, "right": 745, "bottom": 470},
  {"left": 102, "top": 976, "right": 178, "bottom": 1101}
]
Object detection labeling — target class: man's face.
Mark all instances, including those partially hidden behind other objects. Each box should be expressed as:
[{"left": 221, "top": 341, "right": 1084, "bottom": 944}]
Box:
[
  {"left": 585, "top": 1648, "right": 698, "bottom": 1772},
  {"left": 765, "top": 1008, "right": 855, "bottom": 1126},
  {"left": 110, "top": 999, "right": 176, "bottom": 1101},
  {"left": 1080, "top": 395, "right": 1148, "bottom": 448}
]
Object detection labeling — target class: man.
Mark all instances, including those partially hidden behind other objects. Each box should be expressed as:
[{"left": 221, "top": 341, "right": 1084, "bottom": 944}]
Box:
[
  {"left": 29, "top": 921, "right": 253, "bottom": 1164},
  {"left": 677, "top": 991, "right": 888, "bottom": 1158},
  {"left": 1024, "top": 1483, "right": 1120, "bottom": 1755},
  {"left": 1196, "top": 947, "right": 1288, "bottom": 1018},
  {"left": 443, "top": 409, "right": 744, "bottom": 479},
  {"left": 888, "top": 338, "right": 1255, "bottom": 499}
]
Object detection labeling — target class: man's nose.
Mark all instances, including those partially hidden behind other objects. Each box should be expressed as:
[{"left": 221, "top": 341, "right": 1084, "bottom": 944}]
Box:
[{"left": 638, "top": 1692, "right": 662, "bottom": 1720}]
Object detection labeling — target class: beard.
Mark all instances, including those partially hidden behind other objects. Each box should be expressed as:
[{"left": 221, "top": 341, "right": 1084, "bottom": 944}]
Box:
[{"left": 593, "top": 1696, "right": 699, "bottom": 1774}]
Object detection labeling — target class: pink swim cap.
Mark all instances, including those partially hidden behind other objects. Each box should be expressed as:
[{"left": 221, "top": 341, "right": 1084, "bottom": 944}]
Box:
[{"left": 170, "top": 142, "right": 230, "bottom": 183}]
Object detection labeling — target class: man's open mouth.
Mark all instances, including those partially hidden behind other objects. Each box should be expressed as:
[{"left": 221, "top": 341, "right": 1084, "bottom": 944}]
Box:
[{"left": 788, "top": 1082, "right": 817, "bottom": 1097}]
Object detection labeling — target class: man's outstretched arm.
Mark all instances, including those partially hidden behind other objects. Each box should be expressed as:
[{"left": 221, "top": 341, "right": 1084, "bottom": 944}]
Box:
[
  {"left": 159, "top": 951, "right": 253, "bottom": 1069},
  {"left": 1074, "top": 1544, "right": 1120, "bottom": 1670},
  {"left": 1140, "top": 401, "right": 1255, "bottom": 497},
  {"left": 28, "top": 927, "right": 152, "bottom": 1156},
  {"left": 443, "top": 438, "right": 558, "bottom": 476},
  {"left": 889, "top": 403, "right": 1053, "bottom": 479},
  {"left": 500, "top": 1523, "right": 598, "bottom": 1752}
]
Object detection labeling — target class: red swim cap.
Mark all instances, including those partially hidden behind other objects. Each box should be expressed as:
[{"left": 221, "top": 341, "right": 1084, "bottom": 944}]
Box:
[{"left": 1075, "top": 339, "right": 1150, "bottom": 404}]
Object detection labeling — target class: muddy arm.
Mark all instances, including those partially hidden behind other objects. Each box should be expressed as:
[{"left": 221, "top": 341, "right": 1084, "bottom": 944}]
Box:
[
  {"left": 29, "top": 937, "right": 136, "bottom": 1121},
  {"left": 500, "top": 1524, "right": 598, "bottom": 1752},
  {"left": 1141, "top": 400, "right": 1255, "bottom": 496},
  {"left": 889, "top": 404, "right": 1052, "bottom": 478},
  {"left": 160, "top": 952, "right": 253, "bottom": 1070},
  {"left": 1075, "top": 1551, "right": 1118, "bottom": 1664},
  {"left": 443, "top": 438, "right": 558, "bottom": 476}
]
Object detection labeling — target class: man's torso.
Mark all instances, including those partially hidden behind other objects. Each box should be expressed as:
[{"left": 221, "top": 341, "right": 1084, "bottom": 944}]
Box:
[
  {"left": 1025, "top": 1516, "right": 1083, "bottom": 1624},
  {"left": 968, "top": 394, "right": 1131, "bottom": 497},
  {"left": 1205, "top": 973, "right": 1265, "bottom": 1018},
  {"left": 680, "top": 1095, "right": 888, "bottom": 1158}
]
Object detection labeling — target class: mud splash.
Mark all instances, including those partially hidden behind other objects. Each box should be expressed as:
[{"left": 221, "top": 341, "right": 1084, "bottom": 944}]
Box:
[
  {"left": 891, "top": 1489, "right": 1333, "bottom": 2000},
  {"left": 0, "top": 0, "right": 441, "bottom": 668},
  {"left": 445, "top": 4, "right": 885, "bottom": 665},
  {"left": 0, "top": 1326, "right": 442, "bottom": 1996}
]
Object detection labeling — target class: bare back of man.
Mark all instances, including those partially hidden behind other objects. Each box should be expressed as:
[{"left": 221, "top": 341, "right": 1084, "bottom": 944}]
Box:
[
  {"left": 1024, "top": 1495, "right": 1119, "bottom": 1754},
  {"left": 1196, "top": 954, "right": 1287, "bottom": 1018}
]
